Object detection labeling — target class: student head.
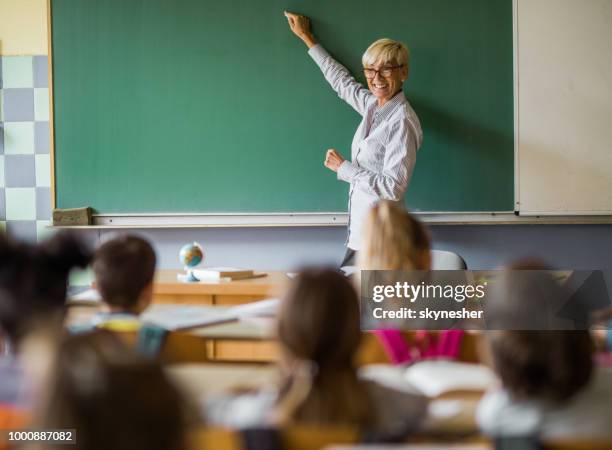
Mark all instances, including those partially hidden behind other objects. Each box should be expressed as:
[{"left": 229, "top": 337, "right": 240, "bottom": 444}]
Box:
[
  {"left": 487, "top": 330, "right": 593, "bottom": 403},
  {"left": 485, "top": 259, "right": 579, "bottom": 331},
  {"left": 485, "top": 261, "right": 595, "bottom": 402},
  {"left": 93, "top": 235, "right": 156, "bottom": 314},
  {"left": 273, "top": 268, "right": 373, "bottom": 426},
  {"left": 0, "top": 231, "right": 91, "bottom": 350},
  {"left": 359, "top": 200, "right": 430, "bottom": 270},
  {"left": 36, "top": 330, "right": 190, "bottom": 450}
]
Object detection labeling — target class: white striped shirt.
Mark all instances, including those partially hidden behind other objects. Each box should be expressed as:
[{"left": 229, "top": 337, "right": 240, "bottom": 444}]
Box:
[{"left": 308, "top": 44, "right": 423, "bottom": 250}]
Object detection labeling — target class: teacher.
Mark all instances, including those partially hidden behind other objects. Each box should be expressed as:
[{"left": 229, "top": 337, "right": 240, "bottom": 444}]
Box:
[{"left": 285, "top": 12, "right": 423, "bottom": 267}]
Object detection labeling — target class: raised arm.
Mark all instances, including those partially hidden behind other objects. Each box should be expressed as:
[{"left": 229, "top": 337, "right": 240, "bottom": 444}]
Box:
[{"left": 284, "top": 11, "right": 373, "bottom": 116}]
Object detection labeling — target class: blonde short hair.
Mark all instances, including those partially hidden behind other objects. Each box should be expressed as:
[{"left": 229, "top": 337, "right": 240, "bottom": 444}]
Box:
[
  {"left": 362, "top": 38, "right": 410, "bottom": 69},
  {"left": 358, "top": 201, "right": 430, "bottom": 270}
]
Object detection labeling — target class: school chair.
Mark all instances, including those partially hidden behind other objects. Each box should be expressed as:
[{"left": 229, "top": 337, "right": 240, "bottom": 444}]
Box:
[
  {"left": 191, "top": 427, "right": 241, "bottom": 450},
  {"left": 495, "top": 437, "right": 612, "bottom": 450},
  {"left": 191, "top": 425, "right": 359, "bottom": 450},
  {"left": 104, "top": 327, "right": 212, "bottom": 363},
  {"left": 342, "top": 250, "right": 467, "bottom": 273},
  {"left": 543, "top": 439, "right": 612, "bottom": 450},
  {"left": 431, "top": 249, "right": 468, "bottom": 270}
]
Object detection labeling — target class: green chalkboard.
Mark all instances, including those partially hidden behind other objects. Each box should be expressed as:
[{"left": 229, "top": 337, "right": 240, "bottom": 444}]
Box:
[{"left": 51, "top": 0, "right": 514, "bottom": 213}]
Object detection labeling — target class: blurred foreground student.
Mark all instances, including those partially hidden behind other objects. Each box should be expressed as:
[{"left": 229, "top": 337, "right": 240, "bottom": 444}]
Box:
[
  {"left": 205, "top": 268, "right": 427, "bottom": 438},
  {"left": 33, "top": 330, "right": 191, "bottom": 450},
  {"left": 477, "top": 269, "right": 612, "bottom": 439},
  {"left": 0, "top": 232, "right": 91, "bottom": 426},
  {"left": 359, "top": 200, "right": 463, "bottom": 363},
  {"left": 91, "top": 235, "right": 156, "bottom": 331}
]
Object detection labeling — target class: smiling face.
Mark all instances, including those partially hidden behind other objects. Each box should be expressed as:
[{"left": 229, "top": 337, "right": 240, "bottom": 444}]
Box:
[
  {"left": 364, "top": 62, "right": 408, "bottom": 105},
  {"left": 362, "top": 38, "right": 411, "bottom": 106}
]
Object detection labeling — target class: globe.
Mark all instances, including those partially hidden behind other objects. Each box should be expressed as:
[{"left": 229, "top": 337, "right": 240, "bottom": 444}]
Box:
[{"left": 179, "top": 242, "right": 204, "bottom": 269}]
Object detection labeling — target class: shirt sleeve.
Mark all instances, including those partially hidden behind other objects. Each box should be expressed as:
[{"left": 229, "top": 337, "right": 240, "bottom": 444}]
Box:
[
  {"left": 475, "top": 388, "right": 543, "bottom": 437},
  {"left": 308, "top": 44, "right": 373, "bottom": 116},
  {"left": 336, "top": 118, "right": 418, "bottom": 201}
]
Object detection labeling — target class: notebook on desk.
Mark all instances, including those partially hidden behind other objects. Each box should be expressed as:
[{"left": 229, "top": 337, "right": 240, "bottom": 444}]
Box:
[{"left": 193, "top": 267, "right": 254, "bottom": 280}]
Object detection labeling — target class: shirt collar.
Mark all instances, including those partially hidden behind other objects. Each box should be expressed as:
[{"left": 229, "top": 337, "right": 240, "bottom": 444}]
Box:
[{"left": 374, "top": 90, "right": 406, "bottom": 120}]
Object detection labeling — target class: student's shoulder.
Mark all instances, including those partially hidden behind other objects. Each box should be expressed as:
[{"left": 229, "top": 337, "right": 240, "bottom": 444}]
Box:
[
  {"left": 476, "top": 387, "right": 543, "bottom": 437},
  {"left": 562, "top": 367, "right": 612, "bottom": 415},
  {"left": 204, "top": 388, "right": 278, "bottom": 428},
  {"left": 0, "top": 358, "right": 23, "bottom": 405}
]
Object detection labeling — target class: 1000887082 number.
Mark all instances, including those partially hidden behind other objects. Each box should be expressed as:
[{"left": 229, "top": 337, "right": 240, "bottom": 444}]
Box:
[{"left": 6, "top": 430, "right": 75, "bottom": 443}]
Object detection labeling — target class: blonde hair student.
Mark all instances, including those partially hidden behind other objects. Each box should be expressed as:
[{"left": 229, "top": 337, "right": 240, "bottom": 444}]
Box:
[
  {"left": 357, "top": 200, "right": 463, "bottom": 364},
  {"left": 358, "top": 200, "right": 430, "bottom": 271}
]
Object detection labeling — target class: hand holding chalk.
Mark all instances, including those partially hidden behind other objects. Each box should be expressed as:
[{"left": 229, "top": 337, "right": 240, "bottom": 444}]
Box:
[{"left": 284, "top": 11, "right": 317, "bottom": 48}]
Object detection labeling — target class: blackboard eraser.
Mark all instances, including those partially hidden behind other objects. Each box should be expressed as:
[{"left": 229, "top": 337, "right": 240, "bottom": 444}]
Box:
[{"left": 52, "top": 207, "right": 93, "bottom": 226}]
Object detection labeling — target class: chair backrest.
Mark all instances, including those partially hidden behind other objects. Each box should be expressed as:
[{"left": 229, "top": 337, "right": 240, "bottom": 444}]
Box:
[
  {"left": 191, "top": 425, "right": 359, "bottom": 450},
  {"left": 431, "top": 249, "right": 468, "bottom": 270},
  {"left": 191, "top": 427, "right": 242, "bottom": 450},
  {"left": 103, "top": 328, "right": 211, "bottom": 363},
  {"left": 543, "top": 440, "right": 612, "bottom": 450},
  {"left": 282, "top": 425, "right": 358, "bottom": 450}
]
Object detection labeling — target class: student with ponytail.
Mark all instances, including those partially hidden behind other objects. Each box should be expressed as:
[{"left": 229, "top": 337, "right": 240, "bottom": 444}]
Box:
[
  {"left": 358, "top": 200, "right": 463, "bottom": 364},
  {"left": 205, "top": 268, "right": 427, "bottom": 437},
  {"left": 0, "top": 231, "right": 91, "bottom": 425}
]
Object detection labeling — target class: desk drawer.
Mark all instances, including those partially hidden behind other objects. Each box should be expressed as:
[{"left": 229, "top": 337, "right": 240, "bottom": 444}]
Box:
[{"left": 213, "top": 340, "right": 279, "bottom": 362}]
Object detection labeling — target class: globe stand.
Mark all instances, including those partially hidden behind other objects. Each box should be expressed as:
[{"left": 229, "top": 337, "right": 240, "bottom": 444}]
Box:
[
  {"left": 184, "top": 267, "right": 200, "bottom": 283},
  {"left": 178, "top": 242, "right": 204, "bottom": 283}
]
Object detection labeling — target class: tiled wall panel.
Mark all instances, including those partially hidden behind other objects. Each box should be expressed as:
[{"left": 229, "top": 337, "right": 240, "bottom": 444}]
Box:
[{"left": 0, "top": 55, "right": 51, "bottom": 241}]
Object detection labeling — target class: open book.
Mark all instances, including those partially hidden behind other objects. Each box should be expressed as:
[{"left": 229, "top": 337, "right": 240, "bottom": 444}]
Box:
[{"left": 360, "top": 360, "right": 497, "bottom": 397}]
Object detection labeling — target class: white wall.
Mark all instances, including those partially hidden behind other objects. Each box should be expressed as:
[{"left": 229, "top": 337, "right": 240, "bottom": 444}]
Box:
[{"left": 517, "top": 0, "right": 612, "bottom": 214}]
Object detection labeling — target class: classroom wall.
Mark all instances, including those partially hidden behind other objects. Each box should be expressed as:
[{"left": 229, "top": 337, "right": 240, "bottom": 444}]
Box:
[
  {"left": 0, "top": 0, "right": 48, "bottom": 56},
  {"left": 0, "top": 0, "right": 52, "bottom": 241},
  {"left": 3, "top": 0, "right": 612, "bottom": 290},
  {"left": 517, "top": 0, "right": 612, "bottom": 214},
  {"left": 97, "top": 225, "right": 612, "bottom": 279}
]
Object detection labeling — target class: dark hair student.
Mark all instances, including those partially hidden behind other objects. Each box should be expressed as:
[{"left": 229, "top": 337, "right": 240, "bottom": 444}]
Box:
[
  {"left": 204, "top": 268, "right": 427, "bottom": 438},
  {"left": 34, "top": 330, "right": 190, "bottom": 450},
  {"left": 0, "top": 231, "right": 91, "bottom": 348},
  {"left": 274, "top": 268, "right": 373, "bottom": 426},
  {"left": 92, "top": 235, "right": 156, "bottom": 313},
  {"left": 477, "top": 262, "right": 612, "bottom": 439}
]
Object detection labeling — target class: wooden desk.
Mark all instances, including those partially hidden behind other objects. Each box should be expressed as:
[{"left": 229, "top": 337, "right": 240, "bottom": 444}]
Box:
[
  {"left": 153, "top": 270, "right": 288, "bottom": 305},
  {"left": 166, "top": 363, "right": 277, "bottom": 397},
  {"left": 190, "top": 318, "right": 278, "bottom": 362},
  {"left": 66, "top": 301, "right": 484, "bottom": 364}
]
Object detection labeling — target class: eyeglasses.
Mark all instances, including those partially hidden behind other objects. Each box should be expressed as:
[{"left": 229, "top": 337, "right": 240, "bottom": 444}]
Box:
[{"left": 363, "top": 65, "right": 403, "bottom": 79}]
